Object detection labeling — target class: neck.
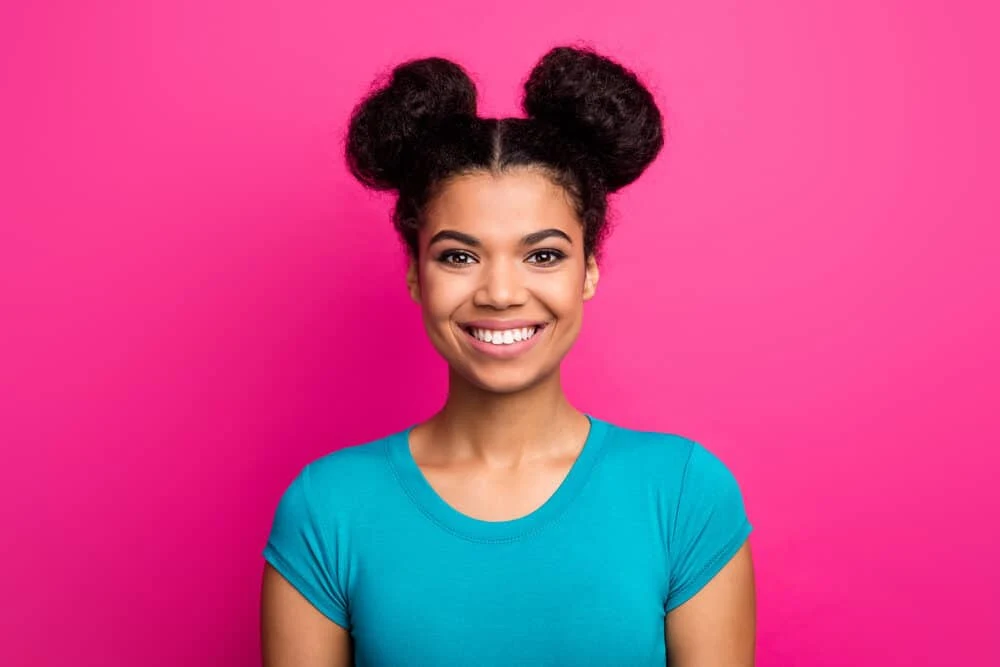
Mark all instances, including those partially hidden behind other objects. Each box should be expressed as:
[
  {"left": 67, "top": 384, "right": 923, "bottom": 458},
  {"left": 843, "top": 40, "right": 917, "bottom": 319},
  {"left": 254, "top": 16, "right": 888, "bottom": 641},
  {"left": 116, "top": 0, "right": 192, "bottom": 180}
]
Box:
[{"left": 425, "top": 367, "right": 586, "bottom": 466}]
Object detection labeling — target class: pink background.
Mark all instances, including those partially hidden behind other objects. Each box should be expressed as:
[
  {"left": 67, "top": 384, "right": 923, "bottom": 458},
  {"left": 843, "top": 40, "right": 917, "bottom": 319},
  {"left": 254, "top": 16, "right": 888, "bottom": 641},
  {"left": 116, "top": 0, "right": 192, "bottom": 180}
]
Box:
[{"left": 2, "top": 1, "right": 997, "bottom": 665}]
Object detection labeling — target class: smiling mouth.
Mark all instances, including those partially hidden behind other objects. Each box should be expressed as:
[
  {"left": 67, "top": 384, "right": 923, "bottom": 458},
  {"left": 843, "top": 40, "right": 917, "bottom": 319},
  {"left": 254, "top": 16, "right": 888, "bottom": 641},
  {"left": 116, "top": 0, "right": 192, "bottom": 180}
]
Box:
[{"left": 461, "top": 324, "right": 546, "bottom": 346}]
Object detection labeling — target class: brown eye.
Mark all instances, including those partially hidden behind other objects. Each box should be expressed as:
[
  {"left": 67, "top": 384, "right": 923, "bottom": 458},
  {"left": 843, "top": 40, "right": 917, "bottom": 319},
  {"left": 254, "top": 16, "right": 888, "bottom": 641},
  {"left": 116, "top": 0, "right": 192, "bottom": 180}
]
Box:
[
  {"left": 438, "top": 250, "right": 478, "bottom": 265},
  {"left": 526, "top": 249, "right": 566, "bottom": 265}
]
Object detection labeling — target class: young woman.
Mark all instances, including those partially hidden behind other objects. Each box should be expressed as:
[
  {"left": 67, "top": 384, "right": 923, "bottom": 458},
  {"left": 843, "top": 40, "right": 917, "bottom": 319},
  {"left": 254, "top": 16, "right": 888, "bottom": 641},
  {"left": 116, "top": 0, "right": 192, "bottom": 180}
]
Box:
[{"left": 262, "top": 46, "right": 755, "bottom": 666}]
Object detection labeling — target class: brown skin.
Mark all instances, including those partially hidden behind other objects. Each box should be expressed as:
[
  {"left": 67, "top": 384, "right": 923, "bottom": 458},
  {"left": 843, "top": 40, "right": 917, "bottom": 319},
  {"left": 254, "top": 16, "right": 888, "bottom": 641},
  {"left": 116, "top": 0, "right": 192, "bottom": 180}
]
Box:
[
  {"left": 261, "top": 563, "right": 353, "bottom": 666},
  {"left": 666, "top": 541, "right": 756, "bottom": 665},
  {"left": 405, "top": 168, "right": 598, "bottom": 476},
  {"left": 261, "top": 168, "right": 755, "bottom": 666}
]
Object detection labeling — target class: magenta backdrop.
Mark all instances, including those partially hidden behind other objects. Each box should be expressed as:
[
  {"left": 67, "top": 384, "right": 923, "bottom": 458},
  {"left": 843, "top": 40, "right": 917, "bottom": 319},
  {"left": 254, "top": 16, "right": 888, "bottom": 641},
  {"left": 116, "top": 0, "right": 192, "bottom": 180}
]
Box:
[{"left": 2, "top": 1, "right": 998, "bottom": 665}]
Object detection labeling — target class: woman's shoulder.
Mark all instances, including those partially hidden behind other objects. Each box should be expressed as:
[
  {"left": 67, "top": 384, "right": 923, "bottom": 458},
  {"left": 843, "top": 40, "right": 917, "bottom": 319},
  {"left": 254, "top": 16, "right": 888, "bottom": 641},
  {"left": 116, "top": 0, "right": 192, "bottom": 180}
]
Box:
[
  {"left": 288, "top": 426, "right": 409, "bottom": 505},
  {"left": 307, "top": 429, "right": 398, "bottom": 470},
  {"left": 597, "top": 416, "right": 743, "bottom": 490},
  {"left": 598, "top": 416, "right": 699, "bottom": 462},
  {"left": 597, "top": 416, "right": 751, "bottom": 545}
]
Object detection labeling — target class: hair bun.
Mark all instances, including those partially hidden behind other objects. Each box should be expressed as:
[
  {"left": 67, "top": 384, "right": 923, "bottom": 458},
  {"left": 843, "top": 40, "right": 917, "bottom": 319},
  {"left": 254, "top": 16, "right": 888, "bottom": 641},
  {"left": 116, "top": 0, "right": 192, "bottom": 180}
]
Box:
[
  {"left": 522, "top": 46, "right": 664, "bottom": 191},
  {"left": 347, "top": 57, "right": 478, "bottom": 191}
]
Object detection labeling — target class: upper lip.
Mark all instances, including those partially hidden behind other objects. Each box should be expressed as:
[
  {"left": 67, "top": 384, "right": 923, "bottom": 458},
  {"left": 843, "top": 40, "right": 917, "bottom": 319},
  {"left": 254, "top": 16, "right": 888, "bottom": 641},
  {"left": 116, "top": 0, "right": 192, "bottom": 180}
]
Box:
[{"left": 461, "top": 319, "right": 546, "bottom": 330}]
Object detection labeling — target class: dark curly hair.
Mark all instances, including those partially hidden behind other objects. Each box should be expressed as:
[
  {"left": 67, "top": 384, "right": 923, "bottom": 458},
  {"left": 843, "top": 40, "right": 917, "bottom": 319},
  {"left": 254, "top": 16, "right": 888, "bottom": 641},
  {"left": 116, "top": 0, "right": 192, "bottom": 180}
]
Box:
[{"left": 345, "top": 46, "right": 664, "bottom": 259}]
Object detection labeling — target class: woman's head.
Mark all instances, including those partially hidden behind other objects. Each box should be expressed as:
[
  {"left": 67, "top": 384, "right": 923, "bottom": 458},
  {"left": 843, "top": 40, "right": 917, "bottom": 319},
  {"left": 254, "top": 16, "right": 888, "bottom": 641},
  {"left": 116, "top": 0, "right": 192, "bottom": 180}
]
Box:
[{"left": 345, "top": 46, "right": 664, "bottom": 394}]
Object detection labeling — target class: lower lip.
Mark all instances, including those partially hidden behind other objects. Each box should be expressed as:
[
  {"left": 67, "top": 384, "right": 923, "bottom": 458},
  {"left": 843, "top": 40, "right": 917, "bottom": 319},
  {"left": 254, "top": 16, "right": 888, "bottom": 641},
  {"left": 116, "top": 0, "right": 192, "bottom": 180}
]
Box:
[{"left": 461, "top": 326, "right": 547, "bottom": 359}]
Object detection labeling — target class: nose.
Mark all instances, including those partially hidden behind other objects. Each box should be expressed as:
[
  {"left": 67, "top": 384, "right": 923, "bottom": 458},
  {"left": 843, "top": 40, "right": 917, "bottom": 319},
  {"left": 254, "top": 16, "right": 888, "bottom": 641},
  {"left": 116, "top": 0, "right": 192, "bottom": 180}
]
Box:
[{"left": 473, "top": 260, "right": 527, "bottom": 309}]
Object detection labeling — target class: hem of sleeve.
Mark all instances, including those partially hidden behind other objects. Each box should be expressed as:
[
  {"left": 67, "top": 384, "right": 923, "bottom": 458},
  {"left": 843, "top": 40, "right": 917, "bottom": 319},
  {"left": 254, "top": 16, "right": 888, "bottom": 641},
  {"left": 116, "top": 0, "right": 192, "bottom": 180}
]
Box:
[
  {"left": 664, "top": 521, "right": 753, "bottom": 613},
  {"left": 263, "top": 544, "right": 350, "bottom": 630}
]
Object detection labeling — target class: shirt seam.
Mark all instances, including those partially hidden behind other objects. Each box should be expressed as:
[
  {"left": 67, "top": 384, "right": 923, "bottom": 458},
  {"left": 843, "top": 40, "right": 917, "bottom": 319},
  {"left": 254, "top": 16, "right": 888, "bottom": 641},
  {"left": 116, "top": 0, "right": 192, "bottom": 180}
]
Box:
[
  {"left": 664, "top": 519, "right": 752, "bottom": 612},
  {"left": 263, "top": 542, "right": 350, "bottom": 628},
  {"left": 667, "top": 438, "right": 698, "bottom": 564},
  {"left": 302, "top": 463, "right": 352, "bottom": 624},
  {"left": 384, "top": 425, "right": 611, "bottom": 545}
]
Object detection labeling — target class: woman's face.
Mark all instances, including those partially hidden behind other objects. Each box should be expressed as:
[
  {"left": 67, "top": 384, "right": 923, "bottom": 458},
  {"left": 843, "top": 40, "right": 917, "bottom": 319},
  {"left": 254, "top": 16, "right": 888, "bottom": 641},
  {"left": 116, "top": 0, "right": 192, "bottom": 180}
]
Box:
[{"left": 408, "top": 168, "right": 599, "bottom": 395}]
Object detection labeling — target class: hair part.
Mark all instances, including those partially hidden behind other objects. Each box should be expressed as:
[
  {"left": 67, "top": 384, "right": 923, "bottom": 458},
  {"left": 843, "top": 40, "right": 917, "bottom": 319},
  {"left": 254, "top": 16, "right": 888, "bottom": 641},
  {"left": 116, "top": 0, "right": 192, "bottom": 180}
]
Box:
[{"left": 345, "top": 46, "right": 665, "bottom": 259}]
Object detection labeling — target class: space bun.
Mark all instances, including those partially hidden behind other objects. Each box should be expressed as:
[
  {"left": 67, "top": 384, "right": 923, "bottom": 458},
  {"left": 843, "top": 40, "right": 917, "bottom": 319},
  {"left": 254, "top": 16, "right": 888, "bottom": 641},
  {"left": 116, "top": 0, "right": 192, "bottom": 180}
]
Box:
[
  {"left": 346, "top": 57, "right": 478, "bottom": 191},
  {"left": 522, "top": 46, "right": 663, "bottom": 192}
]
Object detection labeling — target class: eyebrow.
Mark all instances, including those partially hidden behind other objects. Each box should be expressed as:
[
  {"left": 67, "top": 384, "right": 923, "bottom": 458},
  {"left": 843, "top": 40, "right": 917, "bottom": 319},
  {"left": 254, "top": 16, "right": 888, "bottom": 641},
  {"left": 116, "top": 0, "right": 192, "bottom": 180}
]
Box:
[{"left": 428, "top": 228, "right": 573, "bottom": 248}]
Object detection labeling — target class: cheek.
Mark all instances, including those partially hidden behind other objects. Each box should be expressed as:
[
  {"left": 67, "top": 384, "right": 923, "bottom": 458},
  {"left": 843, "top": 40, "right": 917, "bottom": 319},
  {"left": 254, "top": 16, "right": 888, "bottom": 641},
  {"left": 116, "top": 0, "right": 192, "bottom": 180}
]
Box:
[
  {"left": 533, "top": 272, "right": 587, "bottom": 317},
  {"left": 419, "top": 265, "right": 466, "bottom": 319}
]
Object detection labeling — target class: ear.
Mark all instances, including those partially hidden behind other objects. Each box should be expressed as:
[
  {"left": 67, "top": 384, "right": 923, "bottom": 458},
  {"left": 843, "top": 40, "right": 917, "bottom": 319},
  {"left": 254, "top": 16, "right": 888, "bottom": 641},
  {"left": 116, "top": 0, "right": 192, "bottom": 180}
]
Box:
[
  {"left": 583, "top": 255, "right": 600, "bottom": 301},
  {"left": 406, "top": 258, "right": 421, "bottom": 303}
]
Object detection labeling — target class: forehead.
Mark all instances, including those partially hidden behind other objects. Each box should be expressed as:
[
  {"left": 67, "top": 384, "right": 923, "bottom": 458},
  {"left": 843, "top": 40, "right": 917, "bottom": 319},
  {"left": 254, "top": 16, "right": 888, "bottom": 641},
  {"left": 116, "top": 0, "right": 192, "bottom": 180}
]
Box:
[{"left": 423, "top": 169, "right": 580, "bottom": 241}]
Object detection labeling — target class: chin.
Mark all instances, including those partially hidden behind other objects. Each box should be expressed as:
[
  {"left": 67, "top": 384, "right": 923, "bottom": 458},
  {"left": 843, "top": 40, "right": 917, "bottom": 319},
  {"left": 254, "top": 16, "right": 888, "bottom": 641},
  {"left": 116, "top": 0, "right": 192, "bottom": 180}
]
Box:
[{"left": 454, "top": 364, "right": 554, "bottom": 396}]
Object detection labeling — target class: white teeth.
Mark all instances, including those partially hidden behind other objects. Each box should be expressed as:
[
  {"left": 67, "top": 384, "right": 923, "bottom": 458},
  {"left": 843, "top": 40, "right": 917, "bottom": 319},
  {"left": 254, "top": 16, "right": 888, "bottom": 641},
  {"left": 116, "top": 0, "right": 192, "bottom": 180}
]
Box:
[{"left": 469, "top": 326, "right": 539, "bottom": 345}]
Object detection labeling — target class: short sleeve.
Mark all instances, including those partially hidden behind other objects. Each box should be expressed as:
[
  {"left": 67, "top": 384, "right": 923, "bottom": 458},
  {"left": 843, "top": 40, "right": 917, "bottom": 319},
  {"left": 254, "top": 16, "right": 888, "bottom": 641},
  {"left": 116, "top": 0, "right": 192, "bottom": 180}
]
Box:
[
  {"left": 263, "top": 464, "right": 350, "bottom": 628},
  {"left": 664, "top": 441, "right": 753, "bottom": 612}
]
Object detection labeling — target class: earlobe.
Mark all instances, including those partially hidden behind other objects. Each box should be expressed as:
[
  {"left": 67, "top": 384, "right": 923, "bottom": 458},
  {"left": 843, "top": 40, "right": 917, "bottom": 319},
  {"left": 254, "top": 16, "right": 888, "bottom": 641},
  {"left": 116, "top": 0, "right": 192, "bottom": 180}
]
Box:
[
  {"left": 583, "top": 257, "right": 600, "bottom": 301},
  {"left": 406, "top": 260, "right": 421, "bottom": 304}
]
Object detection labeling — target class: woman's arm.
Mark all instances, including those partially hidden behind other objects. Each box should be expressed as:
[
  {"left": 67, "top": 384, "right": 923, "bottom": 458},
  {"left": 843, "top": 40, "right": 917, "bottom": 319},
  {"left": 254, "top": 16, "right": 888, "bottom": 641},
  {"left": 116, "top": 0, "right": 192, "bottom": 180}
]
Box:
[
  {"left": 261, "top": 563, "right": 353, "bottom": 667},
  {"left": 665, "top": 541, "right": 756, "bottom": 666}
]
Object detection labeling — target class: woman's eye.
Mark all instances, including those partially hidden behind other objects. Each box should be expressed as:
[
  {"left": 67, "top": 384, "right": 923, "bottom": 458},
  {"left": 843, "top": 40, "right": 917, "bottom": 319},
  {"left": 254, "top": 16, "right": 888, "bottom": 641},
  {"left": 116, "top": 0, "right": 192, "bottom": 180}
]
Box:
[
  {"left": 438, "top": 250, "right": 477, "bottom": 265},
  {"left": 526, "top": 249, "right": 566, "bottom": 265}
]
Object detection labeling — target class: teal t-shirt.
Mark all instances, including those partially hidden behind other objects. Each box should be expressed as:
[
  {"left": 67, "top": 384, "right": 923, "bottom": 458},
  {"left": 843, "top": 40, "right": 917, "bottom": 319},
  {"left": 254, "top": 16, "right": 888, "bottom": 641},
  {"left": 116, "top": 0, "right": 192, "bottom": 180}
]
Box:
[{"left": 263, "top": 416, "right": 752, "bottom": 665}]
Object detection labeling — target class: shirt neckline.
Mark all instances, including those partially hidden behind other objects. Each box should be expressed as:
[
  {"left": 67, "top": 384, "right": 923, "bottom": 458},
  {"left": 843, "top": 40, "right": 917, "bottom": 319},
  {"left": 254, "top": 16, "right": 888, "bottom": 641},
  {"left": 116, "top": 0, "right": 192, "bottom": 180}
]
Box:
[{"left": 386, "top": 414, "right": 609, "bottom": 543}]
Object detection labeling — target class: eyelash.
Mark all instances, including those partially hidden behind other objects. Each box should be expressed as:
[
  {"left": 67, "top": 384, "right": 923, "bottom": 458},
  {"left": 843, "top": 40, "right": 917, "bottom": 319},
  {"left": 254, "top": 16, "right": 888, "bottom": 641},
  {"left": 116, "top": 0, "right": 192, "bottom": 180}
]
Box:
[
  {"left": 526, "top": 249, "right": 566, "bottom": 265},
  {"left": 437, "top": 250, "right": 477, "bottom": 265},
  {"left": 436, "top": 249, "right": 567, "bottom": 266}
]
